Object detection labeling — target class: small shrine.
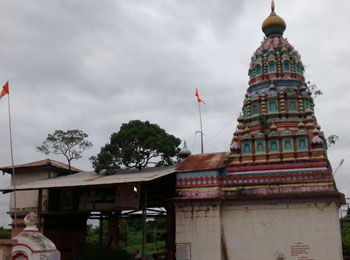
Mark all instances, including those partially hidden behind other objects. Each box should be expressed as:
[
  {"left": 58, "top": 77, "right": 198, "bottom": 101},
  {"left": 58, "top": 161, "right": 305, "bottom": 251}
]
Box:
[{"left": 11, "top": 212, "right": 60, "bottom": 260}]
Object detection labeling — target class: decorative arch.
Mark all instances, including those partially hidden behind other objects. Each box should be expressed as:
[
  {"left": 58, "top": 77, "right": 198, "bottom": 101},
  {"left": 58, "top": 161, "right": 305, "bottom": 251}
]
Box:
[
  {"left": 255, "top": 140, "right": 266, "bottom": 153},
  {"left": 268, "top": 99, "right": 278, "bottom": 113},
  {"left": 255, "top": 64, "right": 262, "bottom": 76},
  {"left": 283, "top": 138, "right": 293, "bottom": 151},
  {"left": 12, "top": 252, "right": 29, "bottom": 260},
  {"left": 283, "top": 60, "right": 290, "bottom": 72},
  {"left": 252, "top": 101, "right": 259, "bottom": 115},
  {"left": 288, "top": 100, "right": 297, "bottom": 112},
  {"left": 242, "top": 140, "right": 252, "bottom": 155},
  {"left": 297, "top": 136, "right": 308, "bottom": 150},
  {"left": 269, "top": 139, "right": 279, "bottom": 152},
  {"left": 268, "top": 61, "right": 276, "bottom": 73}
]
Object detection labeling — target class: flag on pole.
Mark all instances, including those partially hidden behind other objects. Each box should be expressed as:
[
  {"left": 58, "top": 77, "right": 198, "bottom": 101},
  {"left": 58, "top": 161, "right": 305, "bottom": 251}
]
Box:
[
  {"left": 0, "top": 80, "right": 18, "bottom": 232},
  {"left": 0, "top": 81, "right": 9, "bottom": 99},
  {"left": 195, "top": 88, "right": 205, "bottom": 104}
]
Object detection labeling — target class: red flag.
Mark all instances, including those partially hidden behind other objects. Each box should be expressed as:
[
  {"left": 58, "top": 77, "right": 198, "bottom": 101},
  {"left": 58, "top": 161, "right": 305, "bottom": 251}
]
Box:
[
  {"left": 195, "top": 88, "right": 205, "bottom": 104},
  {"left": 0, "top": 81, "right": 9, "bottom": 99}
]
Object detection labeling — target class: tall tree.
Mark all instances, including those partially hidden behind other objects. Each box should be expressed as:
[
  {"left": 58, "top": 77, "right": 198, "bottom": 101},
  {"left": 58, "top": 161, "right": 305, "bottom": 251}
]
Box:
[
  {"left": 90, "top": 120, "right": 181, "bottom": 174},
  {"left": 36, "top": 129, "right": 92, "bottom": 174}
]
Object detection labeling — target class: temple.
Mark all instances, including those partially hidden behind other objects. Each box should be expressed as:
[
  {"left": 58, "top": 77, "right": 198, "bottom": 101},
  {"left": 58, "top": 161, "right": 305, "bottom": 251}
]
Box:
[
  {"left": 0, "top": 2, "right": 345, "bottom": 260},
  {"left": 174, "top": 1, "right": 345, "bottom": 259}
]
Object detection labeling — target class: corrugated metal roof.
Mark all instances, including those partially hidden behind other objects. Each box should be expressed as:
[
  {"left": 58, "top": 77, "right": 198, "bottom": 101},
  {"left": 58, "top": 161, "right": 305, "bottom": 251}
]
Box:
[
  {"left": 0, "top": 166, "right": 176, "bottom": 192},
  {"left": 0, "top": 159, "right": 82, "bottom": 174},
  {"left": 176, "top": 152, "right": 229, "bottom": 172}
]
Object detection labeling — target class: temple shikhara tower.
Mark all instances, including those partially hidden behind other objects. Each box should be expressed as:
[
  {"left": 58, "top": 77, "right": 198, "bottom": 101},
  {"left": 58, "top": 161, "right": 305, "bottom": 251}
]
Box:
[
  {"left": 175, "top": 1, "right": 344, "bottom": 259},
  {"left": 228, "top": 0, "right": 327, "bottom": 172}
]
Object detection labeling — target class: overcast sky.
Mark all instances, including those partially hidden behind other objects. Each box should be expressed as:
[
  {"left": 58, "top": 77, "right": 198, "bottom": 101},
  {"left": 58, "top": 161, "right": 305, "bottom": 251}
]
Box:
[{"left": 0, "top": 0, "right": 349, "bottom": 227}]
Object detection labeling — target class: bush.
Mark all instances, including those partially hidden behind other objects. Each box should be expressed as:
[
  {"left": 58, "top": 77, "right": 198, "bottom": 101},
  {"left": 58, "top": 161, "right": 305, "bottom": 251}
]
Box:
[{"left": 83, "top": 247, "right": 131, "bottom": 260}]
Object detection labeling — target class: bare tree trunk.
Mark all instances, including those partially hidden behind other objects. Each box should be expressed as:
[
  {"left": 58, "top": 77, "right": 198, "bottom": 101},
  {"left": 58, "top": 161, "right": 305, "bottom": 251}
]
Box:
[
  {"left": 106, "top": 212, "right": 121, "bottom": 249},
  {"left": 68, "top": 159, "right": 72, "bottom": 175}
]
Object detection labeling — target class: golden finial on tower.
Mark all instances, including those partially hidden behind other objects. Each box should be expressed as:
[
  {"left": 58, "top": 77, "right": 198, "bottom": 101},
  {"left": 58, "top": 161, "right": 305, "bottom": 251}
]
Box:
[{"left": 262, "top": 0, "right": 286, "bottom": 37}]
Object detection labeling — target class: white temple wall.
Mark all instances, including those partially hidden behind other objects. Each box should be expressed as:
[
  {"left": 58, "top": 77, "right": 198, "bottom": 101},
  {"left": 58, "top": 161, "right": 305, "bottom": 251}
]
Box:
[
  {"left": 224, "top": 201, "right": 343, "bottom": 260},
  {"left": 10, "top": 169, "right": 53, "bottom": 211},
  {"left": 175, "top": 202, "right": 343, "bottom": 260},
  {"left": 176, "top": 205, "right": 223, "bottom": 260}
]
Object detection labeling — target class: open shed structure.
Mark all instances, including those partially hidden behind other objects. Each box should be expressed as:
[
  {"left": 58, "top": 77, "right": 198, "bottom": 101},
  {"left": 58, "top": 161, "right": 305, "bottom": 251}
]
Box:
[{"left": 1, "top": 164, "right": 177, "bottom": 259}]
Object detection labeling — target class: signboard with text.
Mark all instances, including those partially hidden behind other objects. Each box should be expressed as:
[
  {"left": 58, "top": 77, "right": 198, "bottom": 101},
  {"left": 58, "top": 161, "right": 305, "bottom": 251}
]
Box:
[{"left": 176, "top": 243, "right": 191, "bottom": 260}]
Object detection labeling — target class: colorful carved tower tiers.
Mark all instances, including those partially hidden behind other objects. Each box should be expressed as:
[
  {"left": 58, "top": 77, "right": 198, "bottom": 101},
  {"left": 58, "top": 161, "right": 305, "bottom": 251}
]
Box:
[
  {"left": 227, "top": 1, "right": 331, "bottom": 182},
  {"left": 175, "top": 2, "right": 344, "bottom": 260}
]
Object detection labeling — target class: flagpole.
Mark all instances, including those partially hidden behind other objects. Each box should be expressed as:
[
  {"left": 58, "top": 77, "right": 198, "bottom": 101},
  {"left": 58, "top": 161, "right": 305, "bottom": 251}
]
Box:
[
  {"left": 333, "top": 159, "right": 344, "bottom": 176},
  {"left": 198, "top": 102, "right": 204, "bottom": 154},
  {"left": 7, "top": 92, "right": 17, "bottom": 235}
]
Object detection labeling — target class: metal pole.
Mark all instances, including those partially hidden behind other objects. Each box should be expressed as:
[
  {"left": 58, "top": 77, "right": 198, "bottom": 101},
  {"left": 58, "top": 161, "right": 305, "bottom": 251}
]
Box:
[
  {"left": 7, "top": 93, "right": 17, "bottom": 235},
  {"left": 37, "top": 189, "right": 42, "bottom": 231},
  {"left": 198, "top": 102, "right": 204, "bottom": 154},
  {"left": 333, "top": 159, "right": 344, "bottom": 176},
  {"left": 142, "top": 184, "right": 147, "bottom": 259}
]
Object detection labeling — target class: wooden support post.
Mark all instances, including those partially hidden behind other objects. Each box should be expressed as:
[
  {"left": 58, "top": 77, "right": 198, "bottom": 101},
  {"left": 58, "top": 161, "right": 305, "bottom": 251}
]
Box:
[
  {"left": 141, "top": 183, "right": 147, "bottom": 260},
  {"left": 99, "top": 213, "right": 103, "bottom": 247},
  {"left": 166, "top": 203, "right": 176, "bottom": 260},
  {"left": 37, "top": 189, "right": 42, "bottom": 231}
]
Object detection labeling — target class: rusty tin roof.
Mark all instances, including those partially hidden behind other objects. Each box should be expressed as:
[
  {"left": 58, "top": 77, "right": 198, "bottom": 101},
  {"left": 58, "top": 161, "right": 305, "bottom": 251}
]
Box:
[
  {"left": 0, "top": 159, "right": 82, "bottom": 174},
  {"left": 0, "top": 166, "right": 176, "bottom": 192},
  {"left": 176, "top": 152, "right": 229, "bottom": 172}
]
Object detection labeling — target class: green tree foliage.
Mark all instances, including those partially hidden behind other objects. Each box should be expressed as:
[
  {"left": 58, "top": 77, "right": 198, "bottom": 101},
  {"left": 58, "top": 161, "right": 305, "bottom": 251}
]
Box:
[
  {"left": 36, "top": 129, "right": 92, "bottom": 174},
  {"left": 341, "top": 218, "right": 350, "bottom": 258},
  {"left": 306, "top": 82, "right": 339, "bottom": 149},
  {"left": 90, "top": 120, "right": 181, "bottom": 174},
  {"left": 306, "top": 82, "right": 323, "bottom": 99},
  {"left": 86, "top": 224, "right": 107, "bottom": 248},
  {"left": 327, "top": 135, "right": 339, "bottom": 148},
  {"left": 86, "top": 217, "right": 167, "bottom": 255},
  {"left": 0, "top": 227, "right": 11, "bottom": 239}
]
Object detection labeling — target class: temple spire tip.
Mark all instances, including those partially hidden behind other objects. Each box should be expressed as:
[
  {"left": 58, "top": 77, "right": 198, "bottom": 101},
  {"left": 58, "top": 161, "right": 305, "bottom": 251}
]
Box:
[{"left": 271, "top": 0, "right": 275, "bottom": 12}]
